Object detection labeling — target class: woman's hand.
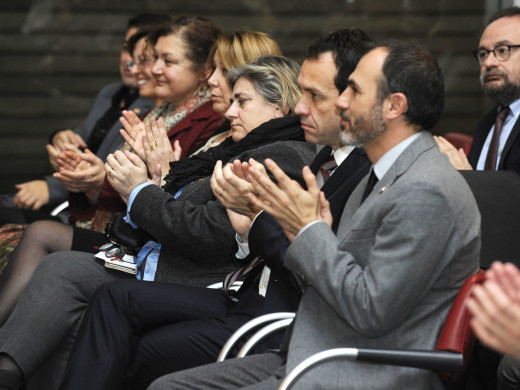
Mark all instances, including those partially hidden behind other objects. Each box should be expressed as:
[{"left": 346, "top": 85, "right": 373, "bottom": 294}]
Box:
[
  {"left": 105, "top": 150, "right": 161, "bottom": 203},
  {"left": 120, "top": 110, "right": 146, "bottom": 160},
  {"left": 434, "top": 136, "right": 473, "bottom": 170},
  {"left": 211, "top": 160, "right": 258, "bottom": 219},
  {"left": 142, "top": 117, "right": 175, "bottom": 175},
  {"left": 53, "top": 149, "right": 106, "bottom": 193}
]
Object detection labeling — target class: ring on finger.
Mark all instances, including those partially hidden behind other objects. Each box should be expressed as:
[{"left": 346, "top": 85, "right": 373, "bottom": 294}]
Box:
[{"left": 150, "top": 143, "right": 158, "bottom": 151}]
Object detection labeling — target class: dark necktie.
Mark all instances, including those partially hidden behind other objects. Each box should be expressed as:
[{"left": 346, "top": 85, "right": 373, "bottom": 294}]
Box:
[
  {"left": 485, "top": 106, "right": 510, "bottom": 170},
  {"left": 361, "top": 169, "right": 378, "bottom": 204},
  {"left": 317, "top": 154, "right": 337, "bottom": 187},
  {"left": 223, "top": 255, "right": 263, "bottom": 302}
]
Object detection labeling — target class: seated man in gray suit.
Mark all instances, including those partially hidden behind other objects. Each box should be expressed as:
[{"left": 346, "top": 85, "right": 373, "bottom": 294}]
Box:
[
  {"left": 0, "top": 13, "right": 167, "bottom": 221},
  {"left": 148, "top": 40, "right": 481, "bottom": 389}
]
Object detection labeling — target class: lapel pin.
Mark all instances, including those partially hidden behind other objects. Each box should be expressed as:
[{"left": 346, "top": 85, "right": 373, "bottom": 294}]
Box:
[{"left": 379, "top": 186, "right": 386, "bottom": 194}]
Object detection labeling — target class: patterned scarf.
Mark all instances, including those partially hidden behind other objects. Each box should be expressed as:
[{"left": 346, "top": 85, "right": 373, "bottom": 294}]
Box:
[
  {"left": 144, "top": 87, "right": 211, "bottom": 130},
  {"left": 123, "top": 87, "right": 211, "bottom": 151}
]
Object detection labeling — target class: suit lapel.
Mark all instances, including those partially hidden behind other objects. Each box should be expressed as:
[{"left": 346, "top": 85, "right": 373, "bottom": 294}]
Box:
[
  {"left": 499, "top": 115, "right": 520, "bottom": 169},
  {"left": 468, "top": 108, "right": 496, "bottom": 167},
  {"left": 337, "top": 132, "right": 436, "bottom": 238},
  {"left": 321, "top": 148, "right": 365, "bottom": 196},
  {"left": 309, "top": 145, "right": 333, "bottom": 174}
]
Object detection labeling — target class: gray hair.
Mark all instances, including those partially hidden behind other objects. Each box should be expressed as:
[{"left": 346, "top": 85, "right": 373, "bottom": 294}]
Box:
[{"left": 227, "top": 55, "right": 301, "bottom": 114}]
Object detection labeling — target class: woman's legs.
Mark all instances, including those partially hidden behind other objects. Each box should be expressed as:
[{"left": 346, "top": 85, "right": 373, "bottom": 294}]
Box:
[
  {"left": 0, "top": 251, "right": 126, "bottom": 385},
  {"left": 0, "top": 221, "right": 73, "bottom": 325}
]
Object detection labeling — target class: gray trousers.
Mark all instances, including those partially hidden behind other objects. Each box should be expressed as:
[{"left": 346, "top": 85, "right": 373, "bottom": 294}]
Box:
[
  {"left": 147, "top": 351, "right": 286, "bottom": 390},
  {"left": 0, "top": 250, "right": 128, "bottom": 389}
]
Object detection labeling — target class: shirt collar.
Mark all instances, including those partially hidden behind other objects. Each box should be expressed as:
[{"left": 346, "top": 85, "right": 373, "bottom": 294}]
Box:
[
  {"left": 333, "top": 145, "right": 355, "bottom": 167},
  {"left": 373, "top": 131, "right": 422, "bottom": 180},
  {"left": 507, "top": 98, "right": 520, "bottom": 120}
]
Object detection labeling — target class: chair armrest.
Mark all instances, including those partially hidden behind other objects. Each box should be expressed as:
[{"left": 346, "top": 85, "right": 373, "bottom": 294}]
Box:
[
  {"left": 206, "top": 281, "right": 243, "bottom": 291},
  {"left": 278, "top": 348, "right": 463, "bottom": 390},
  {"left": 217, "top": 312, "right": 295, "bottom": 361},
  {"left": 237, "top": 318, "right": 294, "bottom": 358},
  {"left": 50, "top": 201, "right": 69, "bottom": 216}
]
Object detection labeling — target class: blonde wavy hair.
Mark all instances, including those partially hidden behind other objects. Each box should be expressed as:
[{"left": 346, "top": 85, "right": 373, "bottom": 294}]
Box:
[{"left": 209, "top": 31, "right": 282, "bottom": 71}]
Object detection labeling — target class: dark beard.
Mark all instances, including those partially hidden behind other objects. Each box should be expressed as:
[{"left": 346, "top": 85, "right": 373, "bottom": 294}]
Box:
[
  {"left": 485, "top": 82, "right": 520, "bottom": 106},
  {"left": 481, "top": 70, "right": 520, "bottom": 106}
]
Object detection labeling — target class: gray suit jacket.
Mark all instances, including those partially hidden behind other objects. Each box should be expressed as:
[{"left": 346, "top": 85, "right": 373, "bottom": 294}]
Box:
[
  {"left": 284, "top": 132, "right": 481, "bottom": 389},
  {"left": 131, "top": 140, "right": 315, "bottom": 287},
  {"left": 45, "top": 82, "right": 153, "bottom": 205}
]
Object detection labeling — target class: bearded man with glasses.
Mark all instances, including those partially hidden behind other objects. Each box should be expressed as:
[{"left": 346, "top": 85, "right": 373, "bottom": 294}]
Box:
[{"left": 436, "top": 6, "right": 520, "bottom": 173}]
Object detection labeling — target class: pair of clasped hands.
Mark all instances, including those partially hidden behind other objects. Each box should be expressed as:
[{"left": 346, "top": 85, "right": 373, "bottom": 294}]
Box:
[{"left": 210, "top": 158, "right": 332, "bottom": 242}]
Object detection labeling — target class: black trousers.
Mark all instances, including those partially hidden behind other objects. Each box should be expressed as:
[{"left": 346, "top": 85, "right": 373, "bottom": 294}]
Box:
[{"left": 59, "top": 280, "right": 253, "bottom": 390}]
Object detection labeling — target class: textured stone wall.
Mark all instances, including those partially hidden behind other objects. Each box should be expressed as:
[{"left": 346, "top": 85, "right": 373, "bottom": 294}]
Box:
[{"left": 0, "top": 0, "right": 492, "bottom": 192}]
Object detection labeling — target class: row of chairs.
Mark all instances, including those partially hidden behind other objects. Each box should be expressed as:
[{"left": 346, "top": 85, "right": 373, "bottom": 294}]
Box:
[{"left": 216, "top": 168, "right": 520, "bottom": 389}]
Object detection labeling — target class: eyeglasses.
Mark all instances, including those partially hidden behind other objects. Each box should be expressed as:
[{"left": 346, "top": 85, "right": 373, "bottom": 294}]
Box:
[
  {"left": 473, "top": 44, "right": 520, "bottom": 63},
  {"left": 125, "top": 58, "right": 153, "bottom": 70}
]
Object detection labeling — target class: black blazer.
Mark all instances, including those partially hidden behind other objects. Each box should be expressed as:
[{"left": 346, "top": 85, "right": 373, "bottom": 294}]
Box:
[
  {"left": 227, "top": 146, "right": 370, "bottom": 352},
  {"left": 248, "top": 146, "right": 371, "bottom": 280},
  {"left": 469, "top": 108, "right": 520, "bottom": 173}
]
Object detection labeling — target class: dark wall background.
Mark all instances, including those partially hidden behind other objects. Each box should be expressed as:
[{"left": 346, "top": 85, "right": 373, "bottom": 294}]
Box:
[{"left": 0, "top": 0, "right": 495, "bottom": 193}]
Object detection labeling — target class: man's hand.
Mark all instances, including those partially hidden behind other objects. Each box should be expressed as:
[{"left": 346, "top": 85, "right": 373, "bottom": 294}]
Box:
[
  {"left": 53, "top": 149, "right": 106, "bottom": 193},
  {"left": 13, "top": 180, "right": 50, "bottom": 210},
  {"left": 434, "top": 136, "right": 473, "bottom": 170},
  {"left": 211, "top": 160, "right": 259, "bottom": 219},
  {"left": 467, "top": 262, "right": 520, "bottom": 358},
  {"left": 51, "top": 129, "right": 87, "bottom": 152},
  {"left": 246, "top": 158, "right": 330, "bottom": 240},
  {"left": 105, "top": 150, "right": 158, "bottom": 203}
]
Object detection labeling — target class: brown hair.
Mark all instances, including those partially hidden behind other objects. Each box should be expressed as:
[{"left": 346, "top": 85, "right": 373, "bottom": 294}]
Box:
[{"left": 148, "top": 16, "right": 222, "bottom": 71}]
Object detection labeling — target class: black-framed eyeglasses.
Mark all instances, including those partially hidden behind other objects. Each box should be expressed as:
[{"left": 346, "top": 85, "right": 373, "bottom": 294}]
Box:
[{"left": 473, "top": 44, "right": 520, "bottom": 63}]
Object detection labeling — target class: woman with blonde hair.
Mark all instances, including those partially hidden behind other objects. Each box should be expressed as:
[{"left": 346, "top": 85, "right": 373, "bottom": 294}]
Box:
[
  {"left": 0, "top": 37, "right": 313, "bottom": 390},
  {"left": 58, "top": 55, "right": 308, "bottom": 390}
]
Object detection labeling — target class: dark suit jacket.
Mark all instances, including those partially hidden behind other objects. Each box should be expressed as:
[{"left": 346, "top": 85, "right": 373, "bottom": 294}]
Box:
[
  {"left": 468, "top": 107, "right": 520, "bottom": 173},
  {"left": 248, "top": 146, "right": 371, "bottom": 280},
  {"left": 225, "top": 146, "right": 370, "bottom": 351}
]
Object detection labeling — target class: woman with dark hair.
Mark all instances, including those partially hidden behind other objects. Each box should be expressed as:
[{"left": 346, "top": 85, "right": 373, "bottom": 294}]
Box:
[
  {"left": 0, "top": 48, "right": 313, "bottom": 390},
  {"left": 0, "top": 16, "right": 223, "bottom": 327}
]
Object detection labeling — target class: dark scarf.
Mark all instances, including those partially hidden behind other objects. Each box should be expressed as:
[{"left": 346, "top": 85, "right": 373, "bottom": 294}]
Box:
[
  {"left": 87, "top": 86, "right": 139, "bottom": 153},
  {"left": 162, "top": 115, "right": 304, "bottom": 194}
]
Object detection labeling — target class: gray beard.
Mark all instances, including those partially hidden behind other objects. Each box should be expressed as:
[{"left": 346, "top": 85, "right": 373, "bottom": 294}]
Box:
[{"left": 340, "top": 104, "right": 386, "bottom": 147}]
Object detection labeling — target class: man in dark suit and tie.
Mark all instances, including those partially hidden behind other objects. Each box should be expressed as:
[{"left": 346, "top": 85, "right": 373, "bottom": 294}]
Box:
[
  {"left": 38, "top": 29, "right": 373, "bottom": 390},
  {"left": 436, "top": 7, "right": 520, "bottom": 173},
  {"left": 211, "top": 28, "right": 372, "bottom": 258},
  {"left": 149, "top": 41, "right": 481, "bottom": 390}
]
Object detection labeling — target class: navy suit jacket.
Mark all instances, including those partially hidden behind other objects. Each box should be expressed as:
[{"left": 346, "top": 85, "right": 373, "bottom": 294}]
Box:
[
  {"left": 248, "top": 146, "right": 371, "bottom": 282},
  {"left": 469, "top": 107, "right": 520, "bottom": 173}
]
